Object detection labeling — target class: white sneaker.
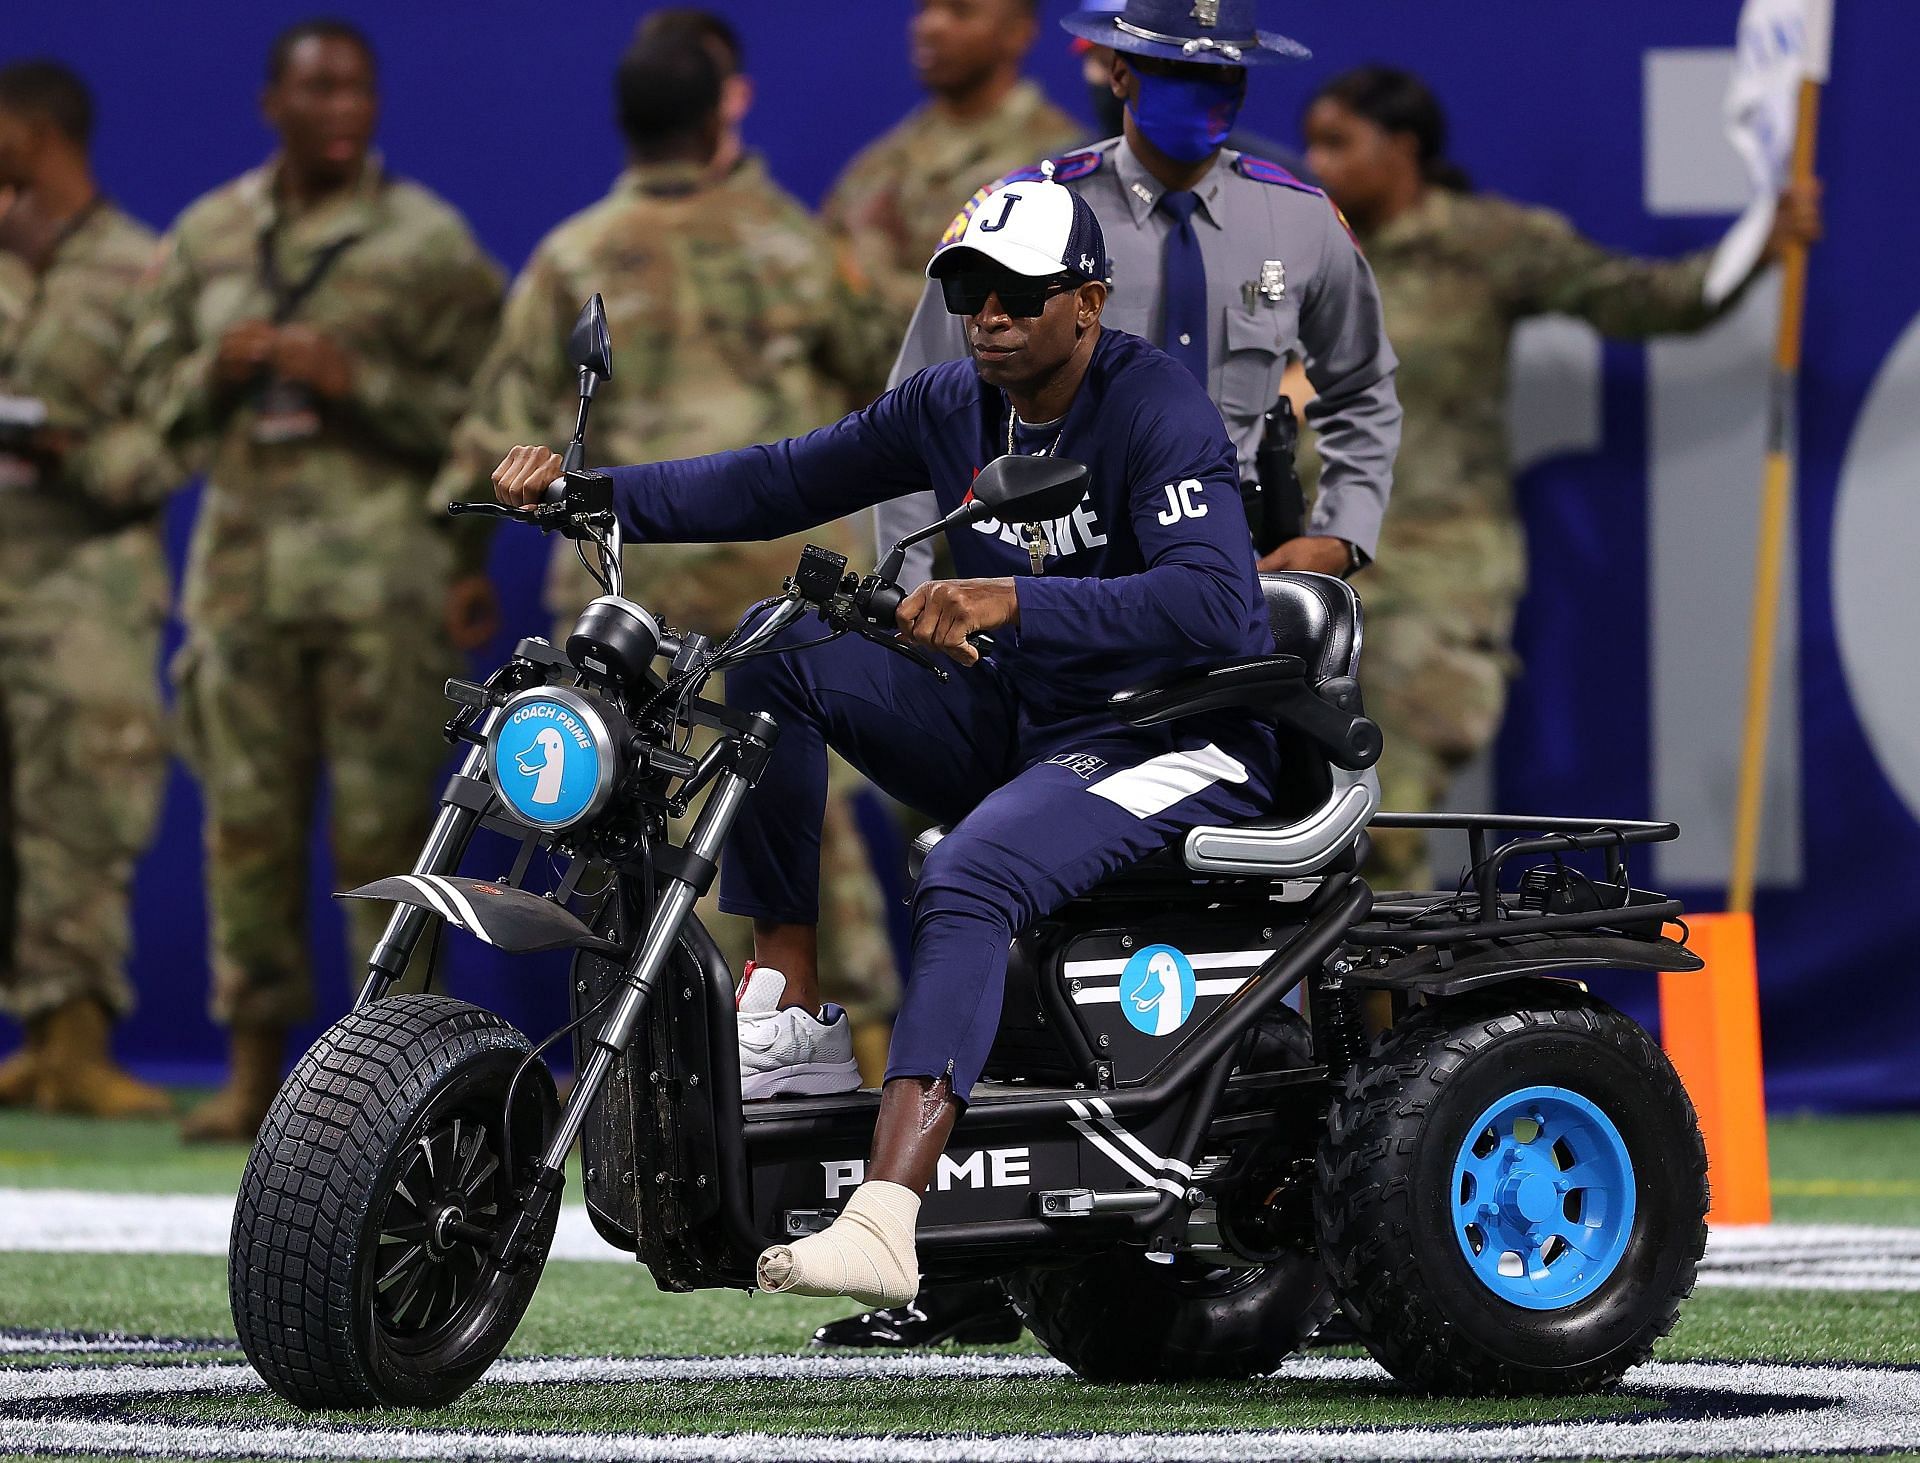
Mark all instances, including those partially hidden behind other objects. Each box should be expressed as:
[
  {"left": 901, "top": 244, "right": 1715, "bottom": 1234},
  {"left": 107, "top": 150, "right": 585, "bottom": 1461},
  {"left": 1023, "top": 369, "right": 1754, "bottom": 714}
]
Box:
[{"left": 735, "top": 964, "right": 862, "bottom": 1101}]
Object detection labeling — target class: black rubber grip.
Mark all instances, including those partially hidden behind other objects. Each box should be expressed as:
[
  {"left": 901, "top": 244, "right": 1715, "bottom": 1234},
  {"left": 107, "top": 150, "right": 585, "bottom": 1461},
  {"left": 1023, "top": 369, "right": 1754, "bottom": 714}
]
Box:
[{"left": 864, "top": 581, "right": 905, "bottom": 628}]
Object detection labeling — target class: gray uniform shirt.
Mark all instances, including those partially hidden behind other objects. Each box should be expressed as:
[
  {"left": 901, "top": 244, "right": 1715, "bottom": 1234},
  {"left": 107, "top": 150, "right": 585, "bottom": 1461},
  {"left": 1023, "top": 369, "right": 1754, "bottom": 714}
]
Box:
[{"left": 876, "top": 137, "right": 1402, "bottom": 586}]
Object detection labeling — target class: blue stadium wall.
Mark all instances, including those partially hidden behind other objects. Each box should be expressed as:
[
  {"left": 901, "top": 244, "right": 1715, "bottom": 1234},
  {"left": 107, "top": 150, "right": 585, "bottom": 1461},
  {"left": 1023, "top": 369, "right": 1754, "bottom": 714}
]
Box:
[{"left": 6, "top": 1, "right": 1918, "bottom": 1110}]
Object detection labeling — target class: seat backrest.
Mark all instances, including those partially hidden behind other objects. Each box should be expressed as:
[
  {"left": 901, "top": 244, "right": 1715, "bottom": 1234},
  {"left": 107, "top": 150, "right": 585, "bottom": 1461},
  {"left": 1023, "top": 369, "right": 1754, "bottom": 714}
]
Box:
[
  {"left": 1254, "top": 571, "right": 1363, "bottom": 820},
  {"left": 1260, "top": 571, "right": 1362, "bottom": 684}
]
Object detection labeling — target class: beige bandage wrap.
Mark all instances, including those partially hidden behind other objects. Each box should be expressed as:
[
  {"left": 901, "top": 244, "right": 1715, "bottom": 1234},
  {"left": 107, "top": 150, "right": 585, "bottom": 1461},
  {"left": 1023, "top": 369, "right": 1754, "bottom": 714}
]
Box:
[{"left": 755, "top": 1180, "right": 921, "bottom": 1307}]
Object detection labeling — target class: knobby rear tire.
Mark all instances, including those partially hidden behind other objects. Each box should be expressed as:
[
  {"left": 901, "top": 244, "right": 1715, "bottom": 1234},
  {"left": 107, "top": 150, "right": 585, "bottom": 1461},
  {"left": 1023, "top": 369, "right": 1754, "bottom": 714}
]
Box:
[
  {"left": 1005, "top": 1006, "right": 1332, "bottom": 1381},
  {"left": 1314, "top": 983, "right": 1707, "bottom": 1395}
]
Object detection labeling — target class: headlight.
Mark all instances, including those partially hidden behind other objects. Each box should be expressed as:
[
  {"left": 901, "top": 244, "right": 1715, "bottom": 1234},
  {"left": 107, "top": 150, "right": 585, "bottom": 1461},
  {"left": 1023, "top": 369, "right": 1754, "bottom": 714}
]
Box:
[{"left": 486, "top": 685, "right": 624, "bottom": 831}]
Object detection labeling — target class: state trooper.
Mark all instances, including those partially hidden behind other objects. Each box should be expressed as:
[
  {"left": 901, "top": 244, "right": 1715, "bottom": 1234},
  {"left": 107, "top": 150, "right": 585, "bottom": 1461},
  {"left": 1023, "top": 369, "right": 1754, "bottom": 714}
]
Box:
[
  {"left": 875, "top": 0, "right": 1400, "bottom": 592},
  {"left": 831, "top": 0, "right": 1402, "bottom": 1351}
]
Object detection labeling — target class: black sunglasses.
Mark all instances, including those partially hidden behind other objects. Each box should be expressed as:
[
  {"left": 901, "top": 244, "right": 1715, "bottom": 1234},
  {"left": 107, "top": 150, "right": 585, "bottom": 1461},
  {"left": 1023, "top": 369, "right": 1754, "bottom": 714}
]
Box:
[{"left": 941, "top": 272, "right": 1081, "bottom": 319}]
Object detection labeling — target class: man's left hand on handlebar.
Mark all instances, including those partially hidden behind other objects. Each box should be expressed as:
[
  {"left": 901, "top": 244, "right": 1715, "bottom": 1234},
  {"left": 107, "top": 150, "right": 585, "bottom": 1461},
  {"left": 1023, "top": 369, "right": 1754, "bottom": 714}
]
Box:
[
  {"left": 895, "top": 578, "right": 1019, "bottom": 668},
  {"left": 493, "top": 444, "right": 564, "bottom": 507}
]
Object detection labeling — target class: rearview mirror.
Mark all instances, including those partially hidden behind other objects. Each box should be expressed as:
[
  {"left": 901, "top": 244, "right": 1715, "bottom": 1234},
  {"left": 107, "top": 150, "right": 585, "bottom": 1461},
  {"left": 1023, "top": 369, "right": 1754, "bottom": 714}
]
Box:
[
  {"left": 873, "top": 456, "right": 1093, "bottom": 586},
  {"left": 969, "top": 455, "right": 1089, "bottom": 523},
  {"left": 568, "top": 294, "right": 613, "bottom": 383}
]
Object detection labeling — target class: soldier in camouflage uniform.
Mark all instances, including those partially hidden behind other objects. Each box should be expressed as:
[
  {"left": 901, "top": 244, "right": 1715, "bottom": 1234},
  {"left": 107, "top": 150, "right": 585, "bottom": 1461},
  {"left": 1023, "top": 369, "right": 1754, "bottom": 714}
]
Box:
[
  {"left": 130, "top": 21, "right": 503, "bottom": 1140},
  {"left": 0, "top": 61, "right": 175, "bottom": 1117},
  {"left": 822, "top": 0, "right": 1082, "bottom": 350},
  {"left": 435, "top": 24, "right": 901, "bottom": 1075},
  {"left": 1298, "top": 67, "right": 1822, "bottom": 890}
]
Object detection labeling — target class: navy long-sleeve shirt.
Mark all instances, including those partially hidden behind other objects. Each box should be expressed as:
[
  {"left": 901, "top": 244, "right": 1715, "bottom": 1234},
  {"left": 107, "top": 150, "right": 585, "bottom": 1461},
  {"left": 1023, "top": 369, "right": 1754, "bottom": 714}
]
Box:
[{"left": 607, "top": 328, "right": 1271, "bottom": 724}]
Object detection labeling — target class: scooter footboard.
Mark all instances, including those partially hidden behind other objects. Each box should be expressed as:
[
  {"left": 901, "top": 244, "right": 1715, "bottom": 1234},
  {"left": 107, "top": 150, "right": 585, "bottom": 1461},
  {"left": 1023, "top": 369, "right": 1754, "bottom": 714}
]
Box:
[{"left": 744, "top": 1085, "right": 1211, "bottom": 1280}]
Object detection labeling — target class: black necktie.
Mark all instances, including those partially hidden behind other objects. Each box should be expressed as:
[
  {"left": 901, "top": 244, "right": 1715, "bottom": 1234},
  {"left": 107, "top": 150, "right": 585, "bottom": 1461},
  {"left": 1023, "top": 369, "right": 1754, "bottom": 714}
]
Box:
[{"left": 1158, "top": 190, "right": 1208, "bottom": 388}]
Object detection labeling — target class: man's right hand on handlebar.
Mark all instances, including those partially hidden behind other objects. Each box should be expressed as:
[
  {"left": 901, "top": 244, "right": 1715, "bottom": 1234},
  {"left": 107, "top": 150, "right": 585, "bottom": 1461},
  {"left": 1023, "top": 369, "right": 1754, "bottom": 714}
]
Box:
[{"left": 493, "top": 444, "right": 564, "bottom": 508}]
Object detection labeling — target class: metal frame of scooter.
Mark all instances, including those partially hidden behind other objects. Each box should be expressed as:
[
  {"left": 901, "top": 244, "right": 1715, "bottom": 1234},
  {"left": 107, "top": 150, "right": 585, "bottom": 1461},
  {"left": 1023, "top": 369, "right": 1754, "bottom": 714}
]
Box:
[{"left": 351, "top": 638, "right": 1699, "bottom": 1290}]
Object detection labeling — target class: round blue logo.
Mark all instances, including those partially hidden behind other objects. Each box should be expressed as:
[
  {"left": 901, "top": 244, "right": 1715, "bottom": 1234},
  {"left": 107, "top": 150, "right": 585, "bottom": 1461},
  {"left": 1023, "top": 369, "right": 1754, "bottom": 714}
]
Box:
[
  {"left": 490, "top": 694, "right": 608, "bottom": 828},
  {"left": 1119, "top": 945, "right": 1197, "bottom": 1037}
]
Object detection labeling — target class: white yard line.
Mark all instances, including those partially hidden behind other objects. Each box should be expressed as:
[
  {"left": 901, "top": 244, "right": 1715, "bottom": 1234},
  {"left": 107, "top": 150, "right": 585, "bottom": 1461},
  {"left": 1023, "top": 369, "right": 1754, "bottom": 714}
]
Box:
[
  {"left": 0, "top": 1187, "right": 613, "bottom": 1264},
  {"left": 0, "top": 1349, "right": 1918, "bottom": 1461},
  {"left": 3, "top": 1188, "right": 1917, "bottom": 1289}
]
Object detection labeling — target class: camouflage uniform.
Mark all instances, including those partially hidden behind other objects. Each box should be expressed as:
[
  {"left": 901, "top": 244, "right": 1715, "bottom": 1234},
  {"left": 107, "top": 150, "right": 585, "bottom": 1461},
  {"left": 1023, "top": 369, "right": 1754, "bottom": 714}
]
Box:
[
  {"left": 131, "top": 156, "right": 502, "bottom": 1028},
  {"left": 434, "top": 156, "right": 898, "bottom": 1023},
  {"left": 0, "top": 202, "right": 175, "bottom": 1023},
  {"left": 1304, "top": 189, "right": 1734, "bottom": 889},
  {"left": 822, "top": 80, "right": 1082, "bottom": 347}
]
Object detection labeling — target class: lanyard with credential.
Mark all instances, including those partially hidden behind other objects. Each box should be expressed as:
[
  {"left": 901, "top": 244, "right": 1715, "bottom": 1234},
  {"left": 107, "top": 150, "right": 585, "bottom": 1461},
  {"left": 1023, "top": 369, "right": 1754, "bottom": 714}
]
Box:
[
  {"left": 248, "top": 216, "right": 362, "bottom": 445},
  {"left": 256, "top": 219, "right": 360, "bottom": 325}
]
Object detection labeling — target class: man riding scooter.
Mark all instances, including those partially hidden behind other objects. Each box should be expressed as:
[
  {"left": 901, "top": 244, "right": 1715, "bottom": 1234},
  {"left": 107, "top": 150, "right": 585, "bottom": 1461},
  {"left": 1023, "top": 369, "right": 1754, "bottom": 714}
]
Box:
[{"left": 491, "top": 174, "right": 1360, "bottom": 1305}]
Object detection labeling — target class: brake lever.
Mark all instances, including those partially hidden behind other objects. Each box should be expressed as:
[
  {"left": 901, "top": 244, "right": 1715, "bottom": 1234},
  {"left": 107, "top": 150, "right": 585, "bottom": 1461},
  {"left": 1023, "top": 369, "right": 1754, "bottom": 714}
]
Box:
[
  {"left": 850, "top": 618, "right": 948, "bottom": 681},
  {"left": 446, "top": 500, "right": 536, "bottom": 523}
]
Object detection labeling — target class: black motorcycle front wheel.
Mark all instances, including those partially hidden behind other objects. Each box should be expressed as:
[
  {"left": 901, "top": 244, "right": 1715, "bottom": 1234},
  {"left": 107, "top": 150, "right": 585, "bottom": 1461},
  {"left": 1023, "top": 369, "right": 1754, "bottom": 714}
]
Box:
[{"left": 229, "top": 994, "right": 559, "bottom": 1410}]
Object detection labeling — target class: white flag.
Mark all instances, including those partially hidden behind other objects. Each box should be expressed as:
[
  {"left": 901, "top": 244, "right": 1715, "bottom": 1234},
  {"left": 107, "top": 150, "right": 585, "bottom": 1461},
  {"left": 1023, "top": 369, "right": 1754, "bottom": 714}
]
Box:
[{"left": 1706, "top": 0, "right": 1834, "bottom": 305}]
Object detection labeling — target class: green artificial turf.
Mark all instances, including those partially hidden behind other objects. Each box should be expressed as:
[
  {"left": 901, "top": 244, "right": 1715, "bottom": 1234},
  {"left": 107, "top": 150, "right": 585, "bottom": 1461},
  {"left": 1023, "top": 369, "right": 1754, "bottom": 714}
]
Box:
[
  {"left": 1767, "top": 1112, "right": 1920, "bottom": 1224},
  {"left": 1, "top": 1107, "right": 1915, "bottom": 1462},
  {"left": 4, "top": 1107, "right": 1917, "bottom": 1220},
  {"left": 139, "top": 1377, "right": 1658, "bottom": 1437},
  {"left": 2, "top": 1251, "right": 1916, "bottom": 1368},
  {"left": 0, "top": 1107, "right": 237, "bottom": 1196}
]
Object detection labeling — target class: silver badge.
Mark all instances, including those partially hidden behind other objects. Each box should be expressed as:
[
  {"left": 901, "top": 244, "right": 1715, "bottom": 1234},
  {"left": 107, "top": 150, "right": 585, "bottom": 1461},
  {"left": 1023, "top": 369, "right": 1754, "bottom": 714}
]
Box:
[
  {"left": 1259, "top": 259, "right": 1287, "bottom": 302},
  {"left": 1130, "top": 180, "right": 1155, "bottom": 207},
  {"left": 1192, "top": 0, "right": 1220, "bottom": 27}
]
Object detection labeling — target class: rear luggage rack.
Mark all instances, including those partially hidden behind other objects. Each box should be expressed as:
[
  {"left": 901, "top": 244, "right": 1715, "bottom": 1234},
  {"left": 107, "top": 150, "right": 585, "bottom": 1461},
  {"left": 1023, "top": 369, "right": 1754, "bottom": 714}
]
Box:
[{"left": 1348, "top": 812, "right": 1686, "bottom": 949}]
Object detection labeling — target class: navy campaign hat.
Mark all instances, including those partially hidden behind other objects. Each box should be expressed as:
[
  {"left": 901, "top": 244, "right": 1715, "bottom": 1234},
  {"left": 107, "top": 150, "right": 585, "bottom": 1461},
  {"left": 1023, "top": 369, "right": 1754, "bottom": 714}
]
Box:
[
  {"left": 1061, "top": 0, "right": 1309, "bottom": 68},
  {"left": 927, "top": 166, "right": 1112, "bottom": 284}
]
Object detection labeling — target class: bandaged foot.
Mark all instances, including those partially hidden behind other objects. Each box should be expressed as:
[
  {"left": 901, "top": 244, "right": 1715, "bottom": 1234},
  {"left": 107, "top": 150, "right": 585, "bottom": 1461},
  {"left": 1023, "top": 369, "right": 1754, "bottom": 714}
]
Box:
[{"left": 756, "top": 1180, "right": 920, "bottom": 1307}]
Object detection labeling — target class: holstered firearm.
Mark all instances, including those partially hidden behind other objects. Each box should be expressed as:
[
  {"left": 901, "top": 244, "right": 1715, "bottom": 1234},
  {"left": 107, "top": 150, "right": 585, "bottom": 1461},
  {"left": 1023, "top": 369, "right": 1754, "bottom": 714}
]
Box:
[{"left": 1241, "top": 396, "right": 1307, "bottom": 557}]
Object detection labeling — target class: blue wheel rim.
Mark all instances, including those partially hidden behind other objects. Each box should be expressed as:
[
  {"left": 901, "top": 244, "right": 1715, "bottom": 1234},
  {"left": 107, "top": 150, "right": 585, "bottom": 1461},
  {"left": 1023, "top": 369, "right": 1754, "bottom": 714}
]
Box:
[{"left": 1448, "top": 1084, "right": 1636, "bottom": 1310}]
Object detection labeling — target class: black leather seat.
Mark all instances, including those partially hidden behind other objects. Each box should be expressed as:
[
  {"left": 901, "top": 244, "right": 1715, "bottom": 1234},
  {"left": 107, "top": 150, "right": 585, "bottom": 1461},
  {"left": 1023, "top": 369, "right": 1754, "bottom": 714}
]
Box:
[
  {"left": 908, "top": 573, "right": 1373, "bottom": 886},
  {"left": 1260, "top": 570, "right": 1361, "bottom": 688}
]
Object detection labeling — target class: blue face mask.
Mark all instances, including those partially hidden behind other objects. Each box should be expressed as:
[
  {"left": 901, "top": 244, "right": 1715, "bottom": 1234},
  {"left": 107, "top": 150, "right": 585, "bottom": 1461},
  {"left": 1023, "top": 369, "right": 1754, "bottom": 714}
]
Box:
[{"left": 1127, "top": 69, "right": 1246, "bottom": 164}]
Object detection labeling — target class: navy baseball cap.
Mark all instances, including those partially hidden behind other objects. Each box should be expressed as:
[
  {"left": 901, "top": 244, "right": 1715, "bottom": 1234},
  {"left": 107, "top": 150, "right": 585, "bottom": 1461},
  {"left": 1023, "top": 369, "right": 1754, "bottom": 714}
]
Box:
[{"left": 926, "top": 168, "right": 1112, "bottom": 284}]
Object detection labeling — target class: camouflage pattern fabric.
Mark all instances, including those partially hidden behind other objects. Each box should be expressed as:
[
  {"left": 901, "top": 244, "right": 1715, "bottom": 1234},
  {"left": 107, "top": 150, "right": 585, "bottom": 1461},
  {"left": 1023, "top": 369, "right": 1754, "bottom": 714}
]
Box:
[
  {"left": 1299, "top": 189, "right": 1730, "bottom": 890},
  {"left": 0, "top": 203, "right": 175, "bottom": 1021},
  {"left": 132, "top": 156, "right": 501, "bottom": 1026},
  {"left": 821, "top": 81, "right": 1082, "bottom": 348},
  {"left": 170, "top": 622, "right": 453, "bottom": 1029},
  {"left": 433, "top": 157, "right": 899, "bottom": 1023}
]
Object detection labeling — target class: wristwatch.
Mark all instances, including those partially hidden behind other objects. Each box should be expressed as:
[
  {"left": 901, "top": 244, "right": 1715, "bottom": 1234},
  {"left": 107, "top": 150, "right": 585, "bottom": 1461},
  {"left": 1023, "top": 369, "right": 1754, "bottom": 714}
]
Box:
[{"left": 1342, "top": 540, "right": 1364, "bottom": 578}]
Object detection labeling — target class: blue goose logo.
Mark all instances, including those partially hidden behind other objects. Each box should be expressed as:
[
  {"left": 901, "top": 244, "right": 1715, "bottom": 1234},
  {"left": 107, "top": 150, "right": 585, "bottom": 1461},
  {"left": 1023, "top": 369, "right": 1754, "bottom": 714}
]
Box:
[
  {"left": 1119, "top": 945, "right": 1197, "bottom": 1036},
  {"left": 492, "top": 697, "right": 604, "bottom": 828}
]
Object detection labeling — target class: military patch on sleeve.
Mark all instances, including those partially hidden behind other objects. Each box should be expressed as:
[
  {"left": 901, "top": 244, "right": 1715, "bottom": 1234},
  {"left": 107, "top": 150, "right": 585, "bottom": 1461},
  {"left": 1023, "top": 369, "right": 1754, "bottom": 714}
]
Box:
[
  {"left": 1047, "top": 149, "right": 1105, "bottom": 183},
  {"left": 1233, "top": 154, "right": 1323, "bottom": 198}
]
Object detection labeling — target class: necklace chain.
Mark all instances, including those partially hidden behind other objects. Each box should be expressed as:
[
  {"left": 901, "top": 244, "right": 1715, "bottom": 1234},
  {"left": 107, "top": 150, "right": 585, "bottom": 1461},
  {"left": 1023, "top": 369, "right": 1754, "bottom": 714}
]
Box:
[
  {"left": 1005, "top": 404, "right": 1064, "bottom": 576},
  {"left": 1006, "top": 407, "right": 1067, "bottom": 459}
]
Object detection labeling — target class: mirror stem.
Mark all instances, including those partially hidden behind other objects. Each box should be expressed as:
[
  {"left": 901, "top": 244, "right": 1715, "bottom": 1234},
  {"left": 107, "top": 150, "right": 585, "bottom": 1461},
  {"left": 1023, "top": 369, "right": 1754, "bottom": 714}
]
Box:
[
  {"left": 562, "top": 366, "right": 597, "bottom": 474},
  {"left": 876, "top": 500, "right": 990, "bottom": 583}
]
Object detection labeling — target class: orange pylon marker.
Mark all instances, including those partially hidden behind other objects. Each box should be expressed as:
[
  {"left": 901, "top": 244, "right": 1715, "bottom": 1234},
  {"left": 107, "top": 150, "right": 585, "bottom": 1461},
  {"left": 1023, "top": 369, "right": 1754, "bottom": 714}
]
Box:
[{"left": 1659, "top": 912, "right": 1772, "bottom": 1225}]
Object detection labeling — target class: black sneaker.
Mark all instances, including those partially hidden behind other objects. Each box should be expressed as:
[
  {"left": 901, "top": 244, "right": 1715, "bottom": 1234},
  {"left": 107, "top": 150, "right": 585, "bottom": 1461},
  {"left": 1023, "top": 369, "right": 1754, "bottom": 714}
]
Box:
[{"left": 809, "top": 1280, "right": 1023, "bottom": 1349}]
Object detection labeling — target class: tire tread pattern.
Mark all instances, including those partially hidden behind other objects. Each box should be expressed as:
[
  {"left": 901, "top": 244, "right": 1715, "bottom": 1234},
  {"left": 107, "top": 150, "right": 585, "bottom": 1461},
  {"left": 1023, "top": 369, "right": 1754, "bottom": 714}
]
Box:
[
  {"left": 229, "top": 995, "right": 537, "bottom": 1409},
  {"left": 1313, "top": 984, "right": 1708, "bottom": 1395}
]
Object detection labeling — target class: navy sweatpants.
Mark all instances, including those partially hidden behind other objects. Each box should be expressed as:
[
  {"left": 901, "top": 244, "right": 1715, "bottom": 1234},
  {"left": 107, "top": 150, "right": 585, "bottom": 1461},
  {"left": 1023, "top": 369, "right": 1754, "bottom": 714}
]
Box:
[{"left": 719, "top": 628, "right": 1279, "bottom": 1098}]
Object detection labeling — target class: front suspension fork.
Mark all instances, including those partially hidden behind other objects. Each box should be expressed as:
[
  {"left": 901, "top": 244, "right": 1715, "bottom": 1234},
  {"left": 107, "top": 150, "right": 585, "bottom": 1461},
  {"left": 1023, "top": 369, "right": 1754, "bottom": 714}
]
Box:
[
  {"left": 355, "top": 709, "right": 500, "bottom": 1008},
  {"left": 492, "top": 710, "right": 777, "bottom": 1264}
]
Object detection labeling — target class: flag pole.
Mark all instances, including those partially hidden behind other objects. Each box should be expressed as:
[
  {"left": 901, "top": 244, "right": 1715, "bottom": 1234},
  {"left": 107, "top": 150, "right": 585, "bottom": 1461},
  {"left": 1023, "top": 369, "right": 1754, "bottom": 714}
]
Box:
[{"left": 1727, "top": 74, "right": 1823, "bottom": 915}]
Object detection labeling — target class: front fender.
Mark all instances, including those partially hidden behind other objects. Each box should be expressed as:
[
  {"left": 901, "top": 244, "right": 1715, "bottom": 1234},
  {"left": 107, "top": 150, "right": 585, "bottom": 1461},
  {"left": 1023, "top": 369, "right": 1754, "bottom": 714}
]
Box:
[{"left": 339, "top": 875, "right": 622, "bottom": 956}]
